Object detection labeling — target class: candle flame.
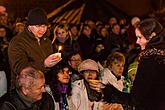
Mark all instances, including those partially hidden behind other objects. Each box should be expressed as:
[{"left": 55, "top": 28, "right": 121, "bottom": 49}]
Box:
[{"left": 58, "top": 45, "right": 62, "bottom": 51}]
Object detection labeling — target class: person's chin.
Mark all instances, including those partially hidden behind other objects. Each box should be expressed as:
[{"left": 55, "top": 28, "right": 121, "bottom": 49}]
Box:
[
  {"left": 36, "top": 95, "right": 42, "bottom": 101},
  {"left": 61, "top": 80, "right": 69, "bottom": 84},
  {"left": 38, "top": 35, "right": 43, "bottom": 38}
]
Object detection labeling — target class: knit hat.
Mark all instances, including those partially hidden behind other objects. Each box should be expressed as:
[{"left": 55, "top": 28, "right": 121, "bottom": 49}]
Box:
[
  {"left": 78, "top": 59, "right": 99, "bottom": 72},
  {"left": 27, "top": 8, "right": 48, "bottom": 25}
]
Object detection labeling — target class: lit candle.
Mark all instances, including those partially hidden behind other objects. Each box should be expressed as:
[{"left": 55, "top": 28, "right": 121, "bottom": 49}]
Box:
[
  {"left": 58, "top": 45, "right": 62, "bottom": 53},
  {"left": 56, "top": 45, "right": 62, "bottom": 58}
]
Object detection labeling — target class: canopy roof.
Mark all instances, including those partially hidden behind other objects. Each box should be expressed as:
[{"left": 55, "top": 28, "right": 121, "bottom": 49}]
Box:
[{"left": 0, "top": 0, "right": 164, "bottom": 24}]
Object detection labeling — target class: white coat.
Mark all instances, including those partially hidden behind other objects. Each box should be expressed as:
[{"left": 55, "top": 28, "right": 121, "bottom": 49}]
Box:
[
  {"left": 71, "top": 79, "right": 101, "bottom": 110},
  {"left": 101, "top": 68, "right": 124, "bottom": 91}
]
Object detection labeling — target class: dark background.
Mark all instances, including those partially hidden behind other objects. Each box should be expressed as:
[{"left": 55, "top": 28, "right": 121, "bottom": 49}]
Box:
[{"left": 0, "top": 0, "right": 164, "bottom": 23}]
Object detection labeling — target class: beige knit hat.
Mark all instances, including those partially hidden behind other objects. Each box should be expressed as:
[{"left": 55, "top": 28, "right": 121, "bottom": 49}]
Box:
[{"left": 78, "top": 59, "right": 99, "bottom": 72}]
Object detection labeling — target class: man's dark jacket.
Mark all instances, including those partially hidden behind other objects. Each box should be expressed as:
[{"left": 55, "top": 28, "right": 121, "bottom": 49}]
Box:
[
  {"left": 8, "top": 28, "right": 53, "bottom": 88},
  {"left": 0, "top": 89, "right": 54, "bottom": 110}
]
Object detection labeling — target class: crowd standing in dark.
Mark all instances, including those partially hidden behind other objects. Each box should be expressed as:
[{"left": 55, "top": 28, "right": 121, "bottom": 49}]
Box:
[{"left": 0, "top": 5, "right": 164, "bottom": 110}]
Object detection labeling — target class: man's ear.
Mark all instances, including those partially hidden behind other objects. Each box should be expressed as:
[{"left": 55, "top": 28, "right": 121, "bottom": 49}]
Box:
[{"left": 22, "top": 87, "right": 29, "bottom": 95}]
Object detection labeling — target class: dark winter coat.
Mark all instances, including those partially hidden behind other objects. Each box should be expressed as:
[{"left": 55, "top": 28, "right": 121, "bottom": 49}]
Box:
[
  {"left": 103, "top": 30, "right": 165, "bottom": 110},
  {"left": 8, "top": 28, "right": 53, "bottom": 88},
  {"left": 0, "top": 89, "right": 54, "bottom": 110}
]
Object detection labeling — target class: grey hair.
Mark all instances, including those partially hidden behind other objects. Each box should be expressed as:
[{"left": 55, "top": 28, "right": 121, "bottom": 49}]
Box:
[{"left": 16, "top": 67, "right": 45, "bottom": 90}]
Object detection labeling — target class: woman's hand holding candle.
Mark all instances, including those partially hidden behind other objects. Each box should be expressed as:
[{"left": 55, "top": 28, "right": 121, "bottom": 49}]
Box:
[{"left": 56, "top": 45, "right": 62, "bottom": 58}]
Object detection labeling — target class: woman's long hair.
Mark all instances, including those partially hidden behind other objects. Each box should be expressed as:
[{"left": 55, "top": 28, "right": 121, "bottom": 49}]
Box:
[{"left": 49, "top": 61, "right": 72, "bottom": 102}]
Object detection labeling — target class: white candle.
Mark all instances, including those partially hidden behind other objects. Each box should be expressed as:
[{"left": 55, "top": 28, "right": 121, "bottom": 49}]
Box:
[
  {"left": 56, "top": 45, "right": 62, "bottom": 57},
  {"left": 55, "top": 52, "right": 61, "bottom": 58}
]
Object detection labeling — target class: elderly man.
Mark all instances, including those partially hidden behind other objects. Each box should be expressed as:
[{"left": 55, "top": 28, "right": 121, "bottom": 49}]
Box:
[
  {"left": 0, "top": 67, "right": 54, "bottom": 110},
  {"left": 8, "top": 8, "right": 61, "bottom": 89}
]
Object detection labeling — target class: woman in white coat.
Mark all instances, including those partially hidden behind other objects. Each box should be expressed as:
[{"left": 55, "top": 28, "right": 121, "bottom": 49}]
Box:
[{"left": 71, "top": 59, "right": 103, "bottom": 110}]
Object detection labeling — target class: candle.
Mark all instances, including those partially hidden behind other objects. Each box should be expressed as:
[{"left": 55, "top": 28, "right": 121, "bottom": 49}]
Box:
[
  {"left": 58, "top": 45, "right": 62, "bottom": 52},
  {"left": 56, "top": 45, "right": 62, "bottom": 58}
]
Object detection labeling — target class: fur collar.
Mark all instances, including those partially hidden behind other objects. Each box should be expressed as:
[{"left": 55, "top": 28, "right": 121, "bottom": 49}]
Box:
[{"left": 139, "top": 48, "right": 165, "bottom": 64}]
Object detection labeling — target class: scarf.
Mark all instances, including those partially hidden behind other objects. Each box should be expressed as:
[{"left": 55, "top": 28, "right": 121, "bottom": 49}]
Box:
[{"left": 57, "top": 84, "right": 69, "bottom": 110}]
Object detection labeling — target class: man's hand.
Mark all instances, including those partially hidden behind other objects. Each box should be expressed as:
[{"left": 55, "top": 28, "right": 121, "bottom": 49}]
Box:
[{"left": 44, "top": 53, "right": 62, "bottom": 67}]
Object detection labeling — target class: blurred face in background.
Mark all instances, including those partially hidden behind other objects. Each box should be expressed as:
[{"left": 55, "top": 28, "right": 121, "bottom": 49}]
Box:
[
  {"left": 83, "top": 25, "right": 92, "bottom": 37},
  {"left": 0, "top": 27, "right": 6, "bottom": 37},
  {"left": 15, "top": 23, "right": 25, "bottom": 34},
  {"left": 112, "top": 24, "right": 120, "bottom": 35},
  {"left": 0, "top": 14, "right": 8, "bottom": 25},
  {"left": 56, "top": 27, "right": 68, "bottom": 41},
  {"left": 119, "top": 18, "right": 127, "bottom": 26},
  {"left": 68, "top": 53, "right": 82, "bottom": 70},
  {"left": 100, "top": 27, "right": 109, "bottom": 38},
  {"left": 111, "top": 60, "right": 125, "bottom": 77},
  {"left": 109, "top": 17, "right": 117, "bottom": 26},
  {"left": 70, "top": 26, "right": 78, "bottom": 37}
]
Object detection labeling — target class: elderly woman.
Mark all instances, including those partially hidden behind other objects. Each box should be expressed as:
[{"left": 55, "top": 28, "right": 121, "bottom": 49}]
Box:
[
  {"left": 100, "top": 51, "right": 125, "bottom": 110},
  {"left": 102, "top": 18, "right": 165, "bottom": 110}
]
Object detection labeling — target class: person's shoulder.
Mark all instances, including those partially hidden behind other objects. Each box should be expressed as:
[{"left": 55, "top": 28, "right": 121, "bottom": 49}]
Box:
[
  {"left": 102, "top": 68, "right": 112, "bottom": 75},
  {"left": 9, "top": 31, "right": 26, "bottom": 45},
  {"left": 42, "top": 92, "right": 52, "bottom": 98},
  {"left": 41, "top": 92, "right": 54, "bottom": 103},
  {"left": 0, "top": 92, "right": 9, "bottom": 105},
  {"left": 0, "top": 90, "right": 17, "bottom": 108},
  {"left": 39, "top": 92, "right": 55, "bottom": 109}
]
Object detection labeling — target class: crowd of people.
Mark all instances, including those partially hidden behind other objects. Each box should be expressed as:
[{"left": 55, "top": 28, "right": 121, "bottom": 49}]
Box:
[{"left": 0, "top": 6, "right": 165, "bottom": 110}]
